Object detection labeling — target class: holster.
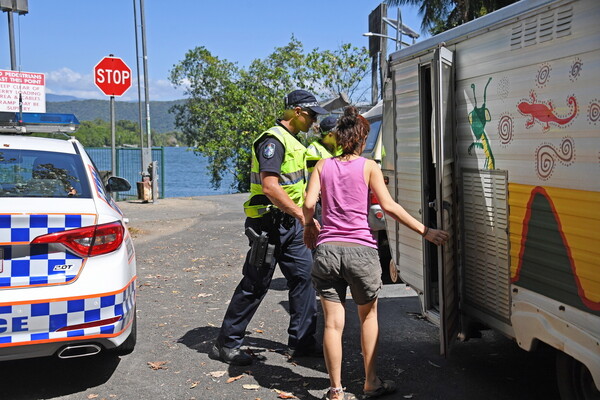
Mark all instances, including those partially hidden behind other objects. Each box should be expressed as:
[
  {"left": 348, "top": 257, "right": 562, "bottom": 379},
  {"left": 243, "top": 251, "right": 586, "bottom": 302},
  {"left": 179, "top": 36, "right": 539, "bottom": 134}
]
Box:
[{"left": 245, "top": 227, "right": 275, "bottom": 270}]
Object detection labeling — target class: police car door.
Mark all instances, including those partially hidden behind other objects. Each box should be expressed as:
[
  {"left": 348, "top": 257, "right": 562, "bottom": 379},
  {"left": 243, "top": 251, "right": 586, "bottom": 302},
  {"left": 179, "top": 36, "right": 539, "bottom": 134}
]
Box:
[{"left": 432, "top": 47, "right": 459, "bottom": 356}]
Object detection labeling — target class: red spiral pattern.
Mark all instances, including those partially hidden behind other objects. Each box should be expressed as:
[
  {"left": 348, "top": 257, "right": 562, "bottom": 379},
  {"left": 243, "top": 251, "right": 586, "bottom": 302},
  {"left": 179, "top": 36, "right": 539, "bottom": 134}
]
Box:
[
  {"left": 498, "top": 114, "right": 513, "bottom": 145},
  {"left": 588, "top": 100, "right": 600, "bottom": 125},
  {"left": 536, "top": 64, "right": 551, "bottom": 87},
  {"left": 535, "top": 137, "right": 575, "bottom": 180}
]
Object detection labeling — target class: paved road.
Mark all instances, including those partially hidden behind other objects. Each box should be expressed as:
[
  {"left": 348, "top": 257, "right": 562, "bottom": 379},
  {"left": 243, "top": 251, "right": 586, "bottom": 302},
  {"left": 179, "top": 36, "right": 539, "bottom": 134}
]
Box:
[{"left": 0, "top": 195, "right": 560, "bottom": 400}]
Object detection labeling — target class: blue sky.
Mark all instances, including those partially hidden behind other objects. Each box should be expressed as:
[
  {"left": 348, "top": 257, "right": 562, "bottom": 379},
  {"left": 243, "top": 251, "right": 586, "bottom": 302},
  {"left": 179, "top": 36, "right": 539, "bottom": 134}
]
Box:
[{"left": 0, "top": 1, "right": 427, "bottom": 102}]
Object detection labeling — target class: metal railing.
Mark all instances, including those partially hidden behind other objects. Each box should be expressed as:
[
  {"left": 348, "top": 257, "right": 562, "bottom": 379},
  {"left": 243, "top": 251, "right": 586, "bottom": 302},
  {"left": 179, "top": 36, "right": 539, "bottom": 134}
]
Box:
[{"left": 85, "top": 147, "right": 165, "bottom": 200}]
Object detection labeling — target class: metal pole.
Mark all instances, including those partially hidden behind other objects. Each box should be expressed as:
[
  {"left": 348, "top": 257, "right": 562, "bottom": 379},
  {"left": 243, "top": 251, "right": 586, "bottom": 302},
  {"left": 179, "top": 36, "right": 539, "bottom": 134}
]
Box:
[
  {"left": 371, "top": 57, "right": 378, "bottom": 105},
  {"left": 396, "top": 8, "right": 401, "bottom": 51},
  {"left": 379, "top": 6, "right": 387, "bottom": 100},
  {"left": 139, "top": 0, "right": 151, "bottom": 149},
  {"left": 110, "top": 96, "right": 116, "bottom": 178},
  {"left": 7, "top": 11, "right": 16, "bottom": 70},
  {"left": 133, "top": 0, "right": 146, "bottom": 174},
  {"left": 140, "top": 0, "right": 157, "bottom": 203}
]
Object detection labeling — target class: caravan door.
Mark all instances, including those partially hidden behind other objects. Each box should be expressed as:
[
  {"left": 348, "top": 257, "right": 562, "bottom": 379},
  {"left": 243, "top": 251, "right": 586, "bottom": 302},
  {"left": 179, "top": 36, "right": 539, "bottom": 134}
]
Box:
[{"left": 426, "top": 47, "right": 459, "bottom": 356}]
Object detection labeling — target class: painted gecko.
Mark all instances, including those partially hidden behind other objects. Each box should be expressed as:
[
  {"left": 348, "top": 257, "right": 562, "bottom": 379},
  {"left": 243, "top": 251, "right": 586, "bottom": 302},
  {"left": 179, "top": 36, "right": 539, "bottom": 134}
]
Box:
[
  {"left": 468, "top": 77, "right": 495, "bottom": 169},
  {"left": 517, "top": 91, "right": 577, "bottom": 132}
]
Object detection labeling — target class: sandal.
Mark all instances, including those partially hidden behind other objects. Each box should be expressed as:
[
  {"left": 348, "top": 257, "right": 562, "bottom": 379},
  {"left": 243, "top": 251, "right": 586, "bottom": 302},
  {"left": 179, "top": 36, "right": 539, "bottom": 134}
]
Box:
[
  {"left": 364, "top": 378, "right": 396, "bottom": 398},
  {"left": 322, "top": 386, "right": 344, "bottom": 400}
]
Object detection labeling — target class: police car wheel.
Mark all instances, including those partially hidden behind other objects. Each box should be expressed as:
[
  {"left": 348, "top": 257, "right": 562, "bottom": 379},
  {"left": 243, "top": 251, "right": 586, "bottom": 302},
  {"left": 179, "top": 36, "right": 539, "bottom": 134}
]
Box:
[{"left": 113, "top": 311, "right": 137, "bottom": 356}]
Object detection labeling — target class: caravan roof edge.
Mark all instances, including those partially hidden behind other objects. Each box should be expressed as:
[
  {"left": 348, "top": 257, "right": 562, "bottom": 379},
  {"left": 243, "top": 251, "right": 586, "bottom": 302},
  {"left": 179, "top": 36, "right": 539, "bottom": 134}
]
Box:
[{"left": 389, "top": 0, "right": 562, "bottom": 62}]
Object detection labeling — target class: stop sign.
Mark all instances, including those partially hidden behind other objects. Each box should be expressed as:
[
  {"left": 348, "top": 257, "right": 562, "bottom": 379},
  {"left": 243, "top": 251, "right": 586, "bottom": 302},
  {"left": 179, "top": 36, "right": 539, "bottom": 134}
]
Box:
[{"left": 94, "top": 56, "right": 132, "bottom": 97}]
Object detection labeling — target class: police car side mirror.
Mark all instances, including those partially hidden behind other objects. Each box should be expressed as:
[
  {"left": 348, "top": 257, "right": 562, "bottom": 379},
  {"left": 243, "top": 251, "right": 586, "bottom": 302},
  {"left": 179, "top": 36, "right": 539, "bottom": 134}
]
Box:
[{"left": 105, "top": 176, "right": 131, "bottom": 192}]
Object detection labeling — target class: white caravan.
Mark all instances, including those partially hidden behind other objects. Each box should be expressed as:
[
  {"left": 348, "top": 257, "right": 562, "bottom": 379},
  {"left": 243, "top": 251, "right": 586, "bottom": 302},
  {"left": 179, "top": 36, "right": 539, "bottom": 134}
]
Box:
[{"left": 380, "top": 0, "right": 599, "bottom": 397}]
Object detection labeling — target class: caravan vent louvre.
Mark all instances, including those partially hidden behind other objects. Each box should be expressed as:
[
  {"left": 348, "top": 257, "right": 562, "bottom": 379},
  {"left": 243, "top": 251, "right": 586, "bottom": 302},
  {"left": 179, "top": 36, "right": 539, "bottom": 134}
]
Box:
[
  {"left": 461, "top": 170, "right": 511, "bottom": 322},
  {"left": 511, "top": 4, "right": 572, "bottom": 49}
]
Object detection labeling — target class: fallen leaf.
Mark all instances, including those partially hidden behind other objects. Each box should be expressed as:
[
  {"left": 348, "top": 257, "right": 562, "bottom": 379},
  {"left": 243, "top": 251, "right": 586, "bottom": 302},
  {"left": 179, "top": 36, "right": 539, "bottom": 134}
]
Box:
[
  {"left": 190, "top": 381, "right": 199, "bottom": 388},
  {"left": 147, "top": 361, "right": 168, "bottom": 370},
  {"left": 227, "top": 374, "right": 244, "bottom": 383},
  {"left": 254, "top": 329, "right": 264, "bottom": 334},
  {"left": 243, "top": 384, "right": 260, "bottom": 390},
  {"left": 87, "top": 395, "right": 99, "bottom": 399},
  {"left": 209, "top": 370, "right": 227, "bottom": 378},
  {"left": 273, "top": 388, "right": 297, "bottom": 399}
]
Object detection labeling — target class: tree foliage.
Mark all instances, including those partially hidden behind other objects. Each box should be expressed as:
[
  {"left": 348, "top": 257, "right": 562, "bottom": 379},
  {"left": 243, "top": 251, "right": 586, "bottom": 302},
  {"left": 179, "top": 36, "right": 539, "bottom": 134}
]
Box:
[
  {"left": 169, "top": 37, "right": 370, "bottom": 192},
  {"left": 386, "top": 0, "right": 518, "bottom": 35}
]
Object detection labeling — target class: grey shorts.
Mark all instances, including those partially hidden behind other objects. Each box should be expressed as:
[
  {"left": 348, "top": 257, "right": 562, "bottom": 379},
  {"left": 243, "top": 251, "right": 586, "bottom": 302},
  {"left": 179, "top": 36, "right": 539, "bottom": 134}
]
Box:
[{"left": 311, "top": 243, "right": 382, "bottom": 305}]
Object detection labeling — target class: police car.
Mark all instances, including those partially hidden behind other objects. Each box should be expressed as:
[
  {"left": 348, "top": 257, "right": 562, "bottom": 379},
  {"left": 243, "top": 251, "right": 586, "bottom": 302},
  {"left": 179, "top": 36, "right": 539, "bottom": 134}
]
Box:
[{"left": 0, "top": 113, "right": 136, "bottom": 361}]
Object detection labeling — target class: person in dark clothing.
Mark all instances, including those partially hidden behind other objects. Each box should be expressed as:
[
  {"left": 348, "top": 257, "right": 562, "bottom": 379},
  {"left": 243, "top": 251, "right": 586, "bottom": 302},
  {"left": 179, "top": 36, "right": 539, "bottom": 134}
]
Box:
[{"left": 209, "top": 90, "right": 328, "bottom": 366}]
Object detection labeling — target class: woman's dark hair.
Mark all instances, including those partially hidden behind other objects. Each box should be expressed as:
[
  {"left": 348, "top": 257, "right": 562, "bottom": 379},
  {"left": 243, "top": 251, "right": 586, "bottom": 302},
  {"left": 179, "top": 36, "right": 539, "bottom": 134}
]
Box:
[{"left": 336, "top": 106, "right": 370, "bottom": 156}]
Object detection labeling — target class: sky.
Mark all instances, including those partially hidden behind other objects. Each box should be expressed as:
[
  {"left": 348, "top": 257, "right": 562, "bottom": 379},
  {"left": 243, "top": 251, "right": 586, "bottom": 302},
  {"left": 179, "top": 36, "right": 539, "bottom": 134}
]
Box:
[{"left": 0, "top": 0, "right": 428, "bottom": 102}]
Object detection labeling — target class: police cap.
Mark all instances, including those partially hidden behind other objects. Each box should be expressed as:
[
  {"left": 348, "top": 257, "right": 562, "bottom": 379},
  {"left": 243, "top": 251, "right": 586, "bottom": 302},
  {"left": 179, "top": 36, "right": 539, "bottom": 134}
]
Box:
[{"left": 285, "top": 90, "right": 328, "bottom": 115}]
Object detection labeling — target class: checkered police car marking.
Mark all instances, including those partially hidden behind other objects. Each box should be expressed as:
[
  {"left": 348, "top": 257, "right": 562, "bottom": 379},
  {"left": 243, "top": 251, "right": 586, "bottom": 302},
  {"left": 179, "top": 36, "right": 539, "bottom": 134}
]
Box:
[
  {"left": 89, "top": 166, "right": 123, "bottom": 216},
  {"left": 0, "top": 278, "right": 136, "bottom": 346},
  {"left": 0, "top": 213, "right": 96, "bottom": 289}
]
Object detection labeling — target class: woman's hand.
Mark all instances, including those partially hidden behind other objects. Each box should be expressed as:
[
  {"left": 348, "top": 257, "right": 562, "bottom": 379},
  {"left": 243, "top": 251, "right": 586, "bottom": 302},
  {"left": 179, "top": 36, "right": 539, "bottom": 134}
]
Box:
[
  {"left": 424, "top": 228, "right": 449, "bottom": 246},
  {"left": 303, "top": 219, "right": 320, "bottom": 249}
]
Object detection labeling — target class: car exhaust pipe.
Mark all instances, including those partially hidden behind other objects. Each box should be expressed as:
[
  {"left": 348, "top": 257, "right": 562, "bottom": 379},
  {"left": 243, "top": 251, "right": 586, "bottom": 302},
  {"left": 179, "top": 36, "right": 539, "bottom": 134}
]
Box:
[{"left": 57, "top": 344, "right": 101, "bottom": 359}]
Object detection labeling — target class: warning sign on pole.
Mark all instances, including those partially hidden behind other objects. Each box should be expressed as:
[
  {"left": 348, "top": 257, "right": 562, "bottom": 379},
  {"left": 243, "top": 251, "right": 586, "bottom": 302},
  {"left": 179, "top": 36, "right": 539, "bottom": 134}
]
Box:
[{"left": 0, "top": 70, "right": 46, "bottom": 113}]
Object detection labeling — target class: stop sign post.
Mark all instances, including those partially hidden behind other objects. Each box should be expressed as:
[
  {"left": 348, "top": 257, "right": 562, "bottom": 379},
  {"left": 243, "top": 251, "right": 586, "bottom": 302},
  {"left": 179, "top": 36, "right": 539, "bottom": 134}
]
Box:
[
  {"left": 94, "top": 56, "right": 132, "bottom": 97},
  {"left": 94, "top": 56, "right": 133, "bottom": 181}
]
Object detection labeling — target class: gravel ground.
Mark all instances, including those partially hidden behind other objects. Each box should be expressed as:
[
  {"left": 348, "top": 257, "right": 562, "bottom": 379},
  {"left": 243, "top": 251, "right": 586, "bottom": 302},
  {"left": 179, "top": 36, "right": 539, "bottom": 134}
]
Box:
[{"left": 0, "top": 194, "right": 559, "bottom": 400}]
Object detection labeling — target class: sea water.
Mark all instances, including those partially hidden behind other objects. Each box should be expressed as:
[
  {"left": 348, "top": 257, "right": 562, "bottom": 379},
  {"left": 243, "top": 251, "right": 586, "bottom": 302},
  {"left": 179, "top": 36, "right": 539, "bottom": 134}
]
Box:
[
  {"left": 87, "top": 146, "right": 237, "bottom": 198},
  {"left": 163, "top": 147, "right": 237, "bottom": 197}
]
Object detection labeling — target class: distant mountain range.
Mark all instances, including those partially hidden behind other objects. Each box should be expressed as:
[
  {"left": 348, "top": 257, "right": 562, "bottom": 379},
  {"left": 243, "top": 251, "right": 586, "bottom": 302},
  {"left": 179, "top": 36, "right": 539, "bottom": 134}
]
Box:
[{"left": 46, "top": 94, "right": 184, "bottom": 133}]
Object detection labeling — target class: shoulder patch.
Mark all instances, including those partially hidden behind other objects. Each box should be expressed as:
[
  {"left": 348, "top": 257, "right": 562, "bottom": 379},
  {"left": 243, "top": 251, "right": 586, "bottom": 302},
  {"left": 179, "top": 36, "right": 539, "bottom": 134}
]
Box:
[{"left": 263, "top": 142, "right": 276, "bottom": 159}]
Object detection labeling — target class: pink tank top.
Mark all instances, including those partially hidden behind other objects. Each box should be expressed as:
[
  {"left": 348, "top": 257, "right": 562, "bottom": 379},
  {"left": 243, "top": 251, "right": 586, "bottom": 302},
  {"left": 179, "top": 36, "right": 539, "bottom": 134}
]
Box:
[{"left": 316, "top": 157, "right": 377, "bottom": 248}]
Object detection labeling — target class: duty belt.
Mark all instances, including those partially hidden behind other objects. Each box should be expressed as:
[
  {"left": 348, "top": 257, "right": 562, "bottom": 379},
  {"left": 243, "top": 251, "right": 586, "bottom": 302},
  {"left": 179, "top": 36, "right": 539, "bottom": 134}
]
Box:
[
  {"left": 243, "top": 200, "right": 295, "bottom": 228},
  {"left": 243, "top": 199, "right": 274, "bottom": 218}
]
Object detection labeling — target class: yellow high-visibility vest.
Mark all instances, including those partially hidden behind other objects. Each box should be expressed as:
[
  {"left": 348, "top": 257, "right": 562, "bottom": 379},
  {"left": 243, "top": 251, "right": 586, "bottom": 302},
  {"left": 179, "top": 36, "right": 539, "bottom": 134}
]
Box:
[{"left": 244, "top": 126, "right": 309, "bottom": 218}]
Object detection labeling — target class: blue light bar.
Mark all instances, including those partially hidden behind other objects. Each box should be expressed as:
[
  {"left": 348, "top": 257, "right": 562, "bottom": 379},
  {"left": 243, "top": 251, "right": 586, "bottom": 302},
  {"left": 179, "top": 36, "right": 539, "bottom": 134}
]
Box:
[
  {"left": 19, "top": 112, "right": 80, "bottom": 125},
  {"left": 0, "top": 112, "right": 80, "bottom": 134}
]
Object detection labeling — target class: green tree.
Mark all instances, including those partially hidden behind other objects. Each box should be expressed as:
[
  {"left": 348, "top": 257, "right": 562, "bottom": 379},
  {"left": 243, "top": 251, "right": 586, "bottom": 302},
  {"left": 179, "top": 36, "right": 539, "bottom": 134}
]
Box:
[
  {"left": 305, "top": 43, "right": 370, "bottom": 102},
  {"left": 386, "top": 0, "right": 518, "bottom": 35},
  {"left": 169, "top": 37, "right": 370, "bottom": 192}
]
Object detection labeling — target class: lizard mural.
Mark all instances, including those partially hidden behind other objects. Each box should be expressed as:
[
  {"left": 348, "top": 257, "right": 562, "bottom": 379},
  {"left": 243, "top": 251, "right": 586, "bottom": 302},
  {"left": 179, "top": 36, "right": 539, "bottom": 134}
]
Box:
[
  {"left": 517, "top": 90, "right": 578, "bottom": 132},
  {"left": 468, "top": 77, "right": 495, "bottom": 169}
]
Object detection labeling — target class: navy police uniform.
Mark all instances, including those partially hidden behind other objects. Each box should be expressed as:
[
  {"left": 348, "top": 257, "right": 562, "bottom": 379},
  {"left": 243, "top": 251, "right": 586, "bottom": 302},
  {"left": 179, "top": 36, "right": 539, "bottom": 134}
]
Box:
[{"left": 214, "top": 121, "right": 318, "bottom": 358}]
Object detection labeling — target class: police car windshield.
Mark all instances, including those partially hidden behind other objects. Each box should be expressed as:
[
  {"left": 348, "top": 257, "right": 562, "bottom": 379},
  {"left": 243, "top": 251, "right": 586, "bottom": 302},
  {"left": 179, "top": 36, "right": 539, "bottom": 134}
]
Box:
[{"left": 0, "top": 149, "right": 91, "bottom": 198}]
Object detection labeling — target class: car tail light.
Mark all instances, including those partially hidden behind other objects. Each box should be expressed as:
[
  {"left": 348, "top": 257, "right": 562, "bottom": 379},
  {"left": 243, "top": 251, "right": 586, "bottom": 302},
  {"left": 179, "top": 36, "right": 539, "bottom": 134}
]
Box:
[
  {"left": 370, "top": 191, "right": 380, "bottom": 205},
  {"left": 31, "top": 221, "right": 124, "bottom": 257}
]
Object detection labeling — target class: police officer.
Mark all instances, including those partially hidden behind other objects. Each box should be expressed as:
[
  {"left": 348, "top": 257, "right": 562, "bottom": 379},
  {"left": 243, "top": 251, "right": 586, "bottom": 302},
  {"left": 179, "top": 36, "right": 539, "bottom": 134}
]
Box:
[
  {"left": 306, "top": 115, "right": 340, "bottom": 225},
  {"left": 210, "top": 90, "right": 328, "bottom": 366},
  {"left": 307, "top": 115, "right": 341, "bottom": 159}
]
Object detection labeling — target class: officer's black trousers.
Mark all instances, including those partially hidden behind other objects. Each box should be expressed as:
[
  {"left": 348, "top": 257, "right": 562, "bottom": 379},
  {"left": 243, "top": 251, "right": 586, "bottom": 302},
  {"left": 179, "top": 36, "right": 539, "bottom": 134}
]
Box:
[{"left": 216, "top": 215, "right": 318, "bottom": 350}]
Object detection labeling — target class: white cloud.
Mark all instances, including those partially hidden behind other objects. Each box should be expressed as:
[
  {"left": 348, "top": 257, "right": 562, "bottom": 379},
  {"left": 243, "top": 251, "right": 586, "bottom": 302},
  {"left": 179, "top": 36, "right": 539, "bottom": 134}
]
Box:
[{"left": 43, "top": 67, "right": 186, "bottom": 101}]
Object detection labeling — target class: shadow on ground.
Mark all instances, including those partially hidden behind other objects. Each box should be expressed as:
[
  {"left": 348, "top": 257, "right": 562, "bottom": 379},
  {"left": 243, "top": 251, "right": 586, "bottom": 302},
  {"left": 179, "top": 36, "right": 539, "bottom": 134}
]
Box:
[
  {"left": 0, "top": 353, "right": 120, "bottom": 399},
  {"left": 178, "top": 325, "right": 329, "bottom": 400}
]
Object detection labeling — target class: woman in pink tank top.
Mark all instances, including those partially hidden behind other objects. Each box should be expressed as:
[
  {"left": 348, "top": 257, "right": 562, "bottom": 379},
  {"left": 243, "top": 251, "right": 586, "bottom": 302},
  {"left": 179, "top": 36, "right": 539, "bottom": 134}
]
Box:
[{"left": 303, "top": 106, "right": 448, "bottom": 400}]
